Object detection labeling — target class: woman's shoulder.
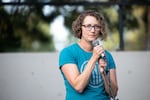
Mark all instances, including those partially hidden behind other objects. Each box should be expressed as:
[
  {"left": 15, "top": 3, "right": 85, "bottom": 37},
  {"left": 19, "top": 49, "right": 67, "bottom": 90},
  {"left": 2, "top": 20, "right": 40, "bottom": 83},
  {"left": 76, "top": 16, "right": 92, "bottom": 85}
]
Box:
[
  {"left": 105, "top": 50, "right": 111, "bottom": 55},
  {"left": 105, "top": 50, "right": 114, "bottom": 58},
  {"left": 60, "top": 43, "right": 78, "bottom": 53}
]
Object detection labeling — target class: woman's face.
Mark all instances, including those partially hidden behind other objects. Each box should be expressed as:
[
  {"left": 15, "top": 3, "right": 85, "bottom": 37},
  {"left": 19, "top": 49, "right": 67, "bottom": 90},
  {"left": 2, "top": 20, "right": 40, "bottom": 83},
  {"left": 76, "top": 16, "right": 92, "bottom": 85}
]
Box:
[{"left": 81, "top": 15, "right": 101, "bottom": 42}]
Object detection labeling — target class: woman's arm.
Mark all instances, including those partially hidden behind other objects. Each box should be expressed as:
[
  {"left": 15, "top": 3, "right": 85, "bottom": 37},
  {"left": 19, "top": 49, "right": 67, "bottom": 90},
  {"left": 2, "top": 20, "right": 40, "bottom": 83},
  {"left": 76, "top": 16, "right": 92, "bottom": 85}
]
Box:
[
  {"left": 109, "top": 69, "right": 118, "bottom": 97},
  {"left": 61, "top": 56, "right": 97, "bottom": 93},
  {"left": 99, "top": 59, "right": 118, "bottom": 97}
]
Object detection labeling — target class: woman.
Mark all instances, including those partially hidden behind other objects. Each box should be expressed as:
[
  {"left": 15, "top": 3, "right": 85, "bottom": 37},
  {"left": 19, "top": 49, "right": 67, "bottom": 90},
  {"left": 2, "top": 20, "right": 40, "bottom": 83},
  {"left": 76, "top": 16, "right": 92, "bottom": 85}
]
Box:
[{"left": 59, "top": 10, "right": 118, "bottom": 100}]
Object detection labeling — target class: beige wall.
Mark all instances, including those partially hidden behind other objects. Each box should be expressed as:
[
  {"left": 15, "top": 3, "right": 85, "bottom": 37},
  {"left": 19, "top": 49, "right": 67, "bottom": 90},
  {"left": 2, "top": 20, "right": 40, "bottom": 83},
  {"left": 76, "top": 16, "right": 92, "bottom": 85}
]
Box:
[{"left": 0, "top": 52, "right": 150, "bottom": 100}]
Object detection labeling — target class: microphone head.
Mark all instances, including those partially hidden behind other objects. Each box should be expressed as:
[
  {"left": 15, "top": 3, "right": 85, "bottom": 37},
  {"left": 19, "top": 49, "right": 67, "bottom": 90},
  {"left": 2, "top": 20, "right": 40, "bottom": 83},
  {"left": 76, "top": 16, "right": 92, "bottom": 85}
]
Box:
[
  {"left": 92, "top": 39, "right": 106, "bottom": 60},
  {"left": 92, "top": 39, "right": 100, "bottom": 47}
]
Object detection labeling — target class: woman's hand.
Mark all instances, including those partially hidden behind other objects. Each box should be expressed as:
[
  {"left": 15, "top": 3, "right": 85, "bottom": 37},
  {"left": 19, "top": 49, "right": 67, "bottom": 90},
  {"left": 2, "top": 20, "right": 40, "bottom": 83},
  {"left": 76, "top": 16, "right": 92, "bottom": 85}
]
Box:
[
  {"left": 98, "top": 59, "right": 107, "bottom": 73},
  {"left": 92, "top": 45, "right": 105, "bottom": 60}
]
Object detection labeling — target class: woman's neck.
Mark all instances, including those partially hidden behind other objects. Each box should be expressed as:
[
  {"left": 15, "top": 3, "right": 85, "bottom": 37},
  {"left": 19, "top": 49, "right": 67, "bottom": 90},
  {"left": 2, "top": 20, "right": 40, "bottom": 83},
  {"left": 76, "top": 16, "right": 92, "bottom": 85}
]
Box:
[{"left": 78, "top": 40, "right": 93, "bottom": 52}]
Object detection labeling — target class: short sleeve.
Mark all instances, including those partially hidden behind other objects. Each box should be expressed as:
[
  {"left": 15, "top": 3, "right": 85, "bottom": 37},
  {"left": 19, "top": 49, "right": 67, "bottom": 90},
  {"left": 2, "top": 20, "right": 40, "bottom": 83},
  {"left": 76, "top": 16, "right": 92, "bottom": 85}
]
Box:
[
  {"left": 59, "top": 47, "right": 76, "bottom": 69},
  {"left": 105, "top": 51, "right": 116, "bottom": 70}
]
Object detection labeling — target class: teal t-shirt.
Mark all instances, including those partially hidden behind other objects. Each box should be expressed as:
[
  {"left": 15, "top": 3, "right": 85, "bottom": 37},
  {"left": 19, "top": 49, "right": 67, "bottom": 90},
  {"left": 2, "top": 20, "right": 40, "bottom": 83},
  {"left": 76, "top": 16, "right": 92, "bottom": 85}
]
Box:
[{"left": 59, "top": 43, "right": 116, "bottom": 100}]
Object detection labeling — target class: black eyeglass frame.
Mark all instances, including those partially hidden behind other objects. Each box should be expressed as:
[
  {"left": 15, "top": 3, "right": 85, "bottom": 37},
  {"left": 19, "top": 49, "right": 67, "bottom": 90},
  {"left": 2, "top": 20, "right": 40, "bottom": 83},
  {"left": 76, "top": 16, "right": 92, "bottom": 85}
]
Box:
[{"left": 82, "top": 24, "right": 101, "bottom": 31}]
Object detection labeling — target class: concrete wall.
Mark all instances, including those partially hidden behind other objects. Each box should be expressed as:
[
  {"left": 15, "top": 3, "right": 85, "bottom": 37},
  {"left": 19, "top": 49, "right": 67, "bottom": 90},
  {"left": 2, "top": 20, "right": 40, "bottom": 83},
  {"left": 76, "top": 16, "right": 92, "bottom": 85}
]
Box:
[{"left": 0, "top": 52, "right": 150, "bottom": 100}]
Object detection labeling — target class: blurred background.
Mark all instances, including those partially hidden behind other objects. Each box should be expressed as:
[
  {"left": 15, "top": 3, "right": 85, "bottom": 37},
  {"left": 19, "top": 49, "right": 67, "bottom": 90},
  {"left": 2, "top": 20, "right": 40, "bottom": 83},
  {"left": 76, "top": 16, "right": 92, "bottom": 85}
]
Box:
[
  {"left": 0, "top": 0, "right": 150, "bottom": 52},
  {"left": 0, "top": 0, "right": 150, "bottom": 100}
]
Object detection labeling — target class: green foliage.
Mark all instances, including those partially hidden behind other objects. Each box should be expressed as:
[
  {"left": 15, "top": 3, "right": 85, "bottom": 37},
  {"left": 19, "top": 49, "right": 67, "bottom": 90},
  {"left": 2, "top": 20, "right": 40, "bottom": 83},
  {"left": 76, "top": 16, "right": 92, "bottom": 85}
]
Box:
[
  {"left": 0, "top": 0, "right": 148, "bottom": 52},
  {"left": 0, "top": 3, "right": 55, "bottom": 52}
]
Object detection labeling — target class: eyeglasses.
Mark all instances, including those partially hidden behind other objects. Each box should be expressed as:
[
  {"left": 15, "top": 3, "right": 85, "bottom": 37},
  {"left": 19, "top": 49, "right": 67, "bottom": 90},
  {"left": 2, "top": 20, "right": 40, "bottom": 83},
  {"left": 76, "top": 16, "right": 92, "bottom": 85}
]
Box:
[{"left": 82, "top": 24, "right": 101, "bottom": 31}]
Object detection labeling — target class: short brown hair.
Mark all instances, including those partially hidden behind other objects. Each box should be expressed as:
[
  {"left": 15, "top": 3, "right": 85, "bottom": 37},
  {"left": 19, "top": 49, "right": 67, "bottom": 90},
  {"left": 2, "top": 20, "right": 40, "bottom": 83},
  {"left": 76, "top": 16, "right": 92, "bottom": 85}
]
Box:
[{"left": 72, "top": 10, "right": 107, "bottom": 40}]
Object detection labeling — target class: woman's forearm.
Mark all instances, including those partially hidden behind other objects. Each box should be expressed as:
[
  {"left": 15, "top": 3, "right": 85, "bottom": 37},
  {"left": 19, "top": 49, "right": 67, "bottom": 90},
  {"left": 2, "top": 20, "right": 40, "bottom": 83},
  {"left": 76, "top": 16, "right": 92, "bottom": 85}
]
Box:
[
  {"left": 101, "top": 70, "right": 118, "bottom": 97},
  {"left": 71, "top": 56, "right": 97, "bottom": 93}
]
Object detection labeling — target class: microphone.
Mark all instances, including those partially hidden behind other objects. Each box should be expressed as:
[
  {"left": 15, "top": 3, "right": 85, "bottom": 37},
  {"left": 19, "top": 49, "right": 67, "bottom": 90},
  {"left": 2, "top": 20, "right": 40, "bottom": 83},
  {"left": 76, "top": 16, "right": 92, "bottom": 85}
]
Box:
[
  {"left": 92, "top": 39, "right": 106, "bottom": 60},
  {"left": 92, "top": 40, "right": 118, "bottom": 100}
]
